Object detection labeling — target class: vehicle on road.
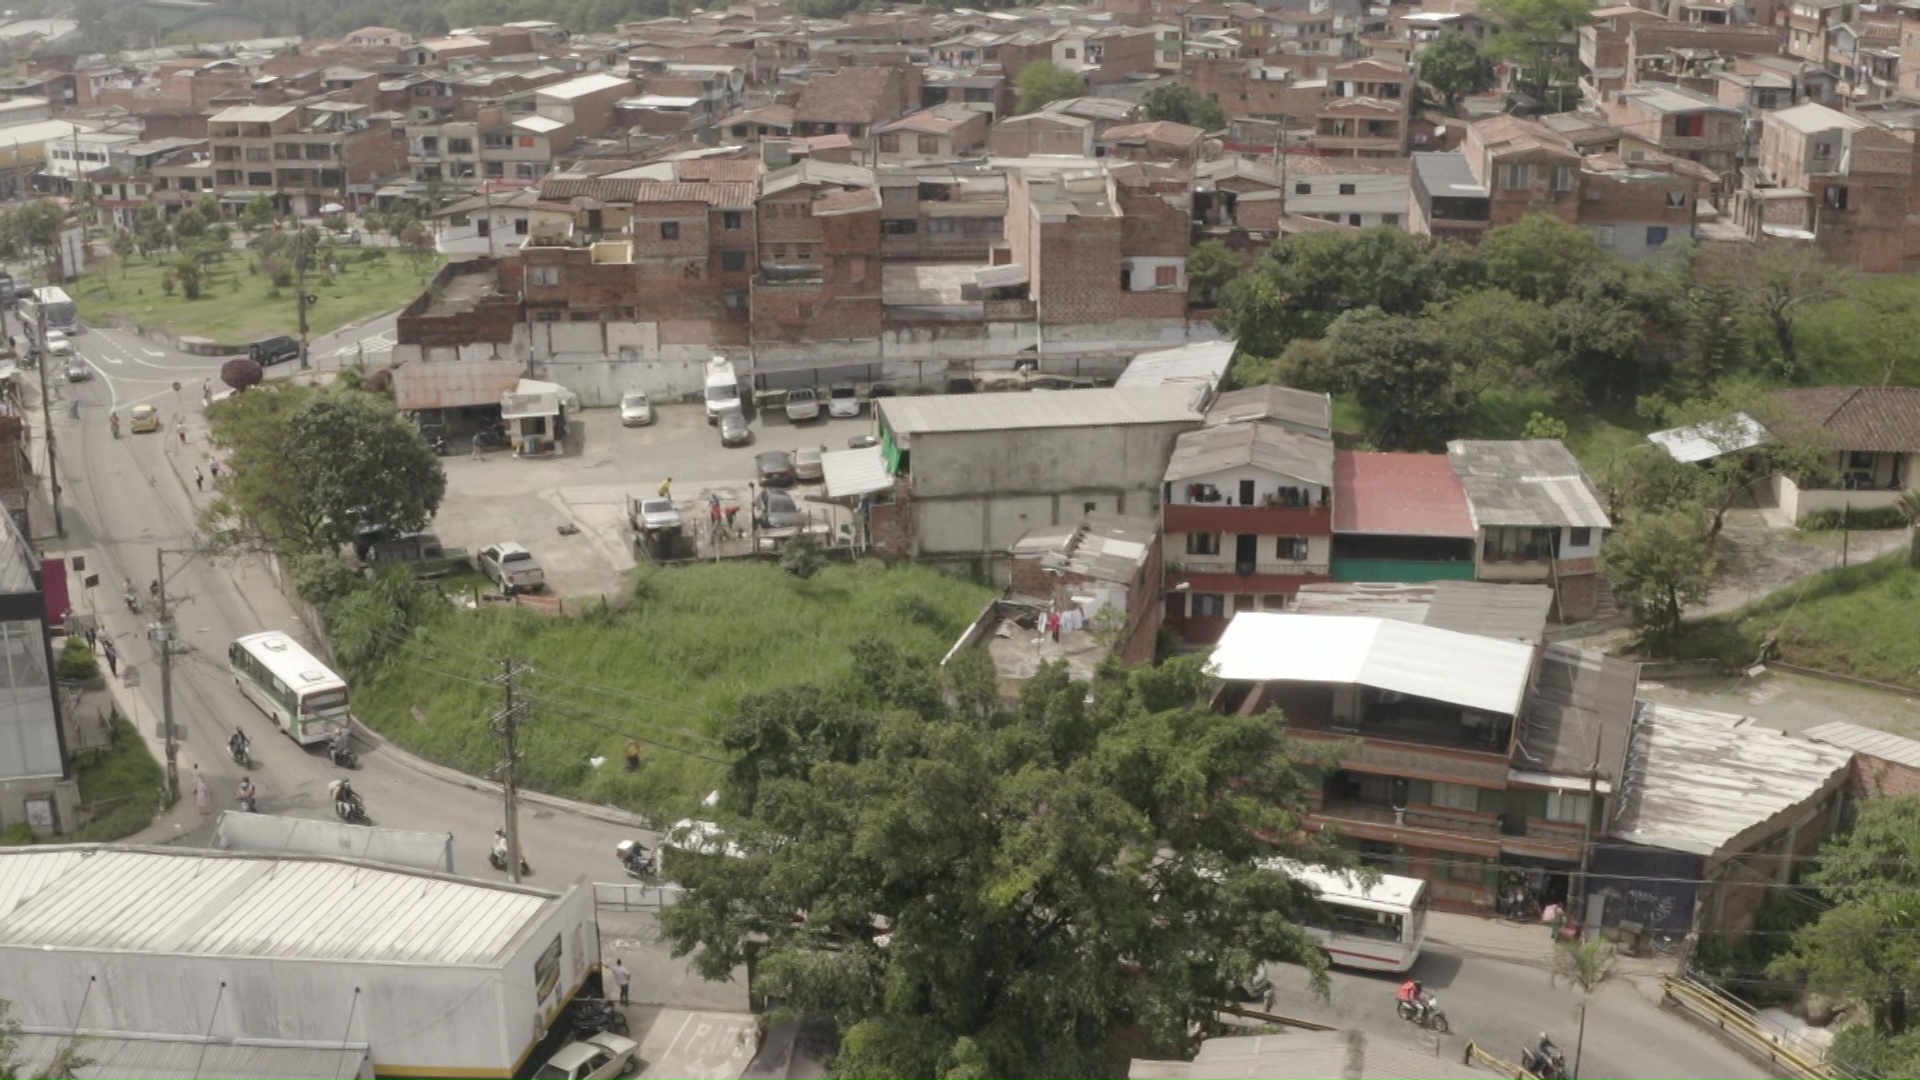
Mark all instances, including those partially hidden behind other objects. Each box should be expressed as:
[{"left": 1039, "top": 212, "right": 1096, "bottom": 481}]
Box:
[
  {"left": 478, "top": 542, "right": 544, "bottom": 594},
  {"left": 533, "top": 1032, "right": 640, "bottom": 1080},
  {"left": 756, "top": 488, "right": 804, "bottom": 529},
  {"left": 329, "top": 777, "right": 368, "bottom": 824},
  {"left": 755, "top": 450, "right": 796, "bottom": 487},
  {"left": 20, "top": 286, "right": 76, "bottom": 333},
  {"left": 64, "top": 358, "right": 89, "bottom": 382},
  {"left": 43, "top": 329, "right": 71, "bottom": 359},
  {"left": 1264, "top": 860, "right": 1428, "bottom": 972},
  {"left": 635, "top": 497, "right": 682, "bottom": 532},
  {"left": 718, "top": 407, "right": 751, "bottom": 447},
  {"left": 249, "top": 334, "right": 302, "bottom": 366},
  {"left": 847, "top": 433, "right": 878, "bottom": 449},
  {"left": 230, "top": 631, "right": 352, "bottom": 746},
  {"left": 828, "top": 382, "right": 861, "bottom": 418},
  {"left": 703, "top": 355, "right": 741, "bottom": 424},
  {"left": 1395, "top": 992, "right": 1449, "bottom": 1033},
  {"left": 618, "top": 391, "right": 654, "bottom": 426},
  {"left": 784, "top": 386, "right": 820, "bottom": 423},
  {"left": 794, "top": 446, "right": 824, "bottom": 483},
  {"left": 128, "top": 404, "right": 160, "bottom": 434}
]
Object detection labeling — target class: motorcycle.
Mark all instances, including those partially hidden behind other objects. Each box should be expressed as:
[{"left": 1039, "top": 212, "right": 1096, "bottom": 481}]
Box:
[
  {"left": 328, "top": 779, "right": 368, "bottom": 825},
  {"left": 328, "top": 735, "right": 358, "bottom": 769},
  {"left": 490, "top": 846, "right": 532, "bottom": 876},
  {"left": 228, "top": 737, "right": 252, "bottom": 770},
  {"left": 1395, "top": 994, "right": 1450, "bottom": 1034},
  {"left": 427, "top": 432, "right": 450, "bottom": 456},
  {"left": 1521, "top": 1040, "right": 1568, "bottom": 1080},
  {"left": 235, "top": 791, "right": 258, "bottom": 814},
  {"left": 616, "top": 839, "right": 655, "bottom": 879},
  {"left": 565, "top": 998, "right": 629, "bottom": 1037},
  {"left": 122, "top": 577, "right": 140, "bottom": 612}
]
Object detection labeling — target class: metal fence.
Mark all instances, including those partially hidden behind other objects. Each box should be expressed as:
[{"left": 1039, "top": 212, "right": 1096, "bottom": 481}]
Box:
[
  {"left": 1661, "top": 975, "right": 1837, "bottom": 1080},
  {"left": 592, "top": 881, "right": 683, "bottom": 912}
]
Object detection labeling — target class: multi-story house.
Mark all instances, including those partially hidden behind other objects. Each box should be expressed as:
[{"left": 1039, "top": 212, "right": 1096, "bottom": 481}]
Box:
[
  {"left": 1731, "top": 102, "right": 1920, "bottom": 272},
  {"left": 208, "top": 100, "right": 405, "bottom": 217},
  {"left": 1602, "top": 83, "right": 1746, "bottom": 179},
  {"left": 1462, "top": 115, "right": 1582, "bottom": 228},
  {"left": 90, "top": 136, "right": 206, "bottom": 227},
  {"left": 1330, "top": 450, "right": 1478, "bottom": 584},
  {"left": 1313, "top": 59, "right": 1413, "bottom": 158},
  {"left": 1448, "top": 439, "right": 1610, "bottom": 622},
  {"left": 1001, "top": 160, "right": 1191, "bottom": 334},
  {"left": 1785, "top": 0, "right": 1847, "bottom": 67},
  {"left": 873, "top": 104, "right": 990, "bottom": 163},
  {"left": 876, "top": 163, "right": 1006, "bottom": 262},
  {"left": 1578, "top": 5, "right": 1666, "bottom": 103},
  {"left": 752, "top": 159, "right": 883, "bottom": 374},
  {"left": 791, "top": 66, "right": 921, "bottom": 150},
  {"left": 1161, "top": 389, "right": 1335, "bottom": 644},
  {"left": 0, "top": 509, "right": 76, "bottom": 838}
]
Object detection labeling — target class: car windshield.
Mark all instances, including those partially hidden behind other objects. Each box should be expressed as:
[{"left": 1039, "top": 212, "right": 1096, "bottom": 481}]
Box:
[
  {"left": 766, "top": 491, "right": 797, "bottom": 512},
  {"left": 622, "top": 394, "right": 648, "bottom": 409},
  {"left": 530, "top": 1067, "right": 570, "bottom": 1080},
  {"left": 641, "top": 499, "right": 673, "bottom": 514},
  {"left": 758, "top": 452, "right": 790, "bottom": 467},
  {"left": 721, "top": 413, "right": 745, "bottom": 429},
  {"left": 831, "top": 387, "right": 855, "bottom": 397},
  {"left": 133, "top": 406, "right": 154, "bottom": 418},
  {"left": 790, "top": 389, "right": 813, "bottom": 400}
]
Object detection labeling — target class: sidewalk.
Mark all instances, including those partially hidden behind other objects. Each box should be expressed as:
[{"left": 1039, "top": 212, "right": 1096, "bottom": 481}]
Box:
[{"left": 1425, "top": 910, "right": 1680, "bottom": 1003}]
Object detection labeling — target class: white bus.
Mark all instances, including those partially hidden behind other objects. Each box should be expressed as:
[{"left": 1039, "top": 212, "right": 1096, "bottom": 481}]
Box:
[
  {"left": 1268, "top": 860, "right": 1429, "bottom": 973},
  {"left": 228, "top": 631, "right": 351, "bottom": 746},
  {"left": 19, "top": 286, "right": 77, "bottom": 334}
]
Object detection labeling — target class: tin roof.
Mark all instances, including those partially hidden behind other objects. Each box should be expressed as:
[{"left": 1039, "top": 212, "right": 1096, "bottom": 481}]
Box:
[
  {"left": 1007, "top": 512, "right": 1155, "bottom": 584},
  {"left": 821, "top": 444, "right": 891, "bottom": 499},
  {"left": 1165, "top": 421, "right": 1333, "bottom": 485},
  {"left": 1804, "top": 721, "right": 1920, "bottom": 770},
  {"left": 1203, "top": 384, "right": 1331, "bottom": 439},
  {"left": 1447, "top": 439, "right": 1610, "bottom": 530},
  {"left": 0, "top": 846, "right": 557, "bottom": 965},
  {"left": 1333, "top": 450, "right": 1476, "bottom": 537},
  {"left": 1515, "top": 644, "right": 1637, "bottom": 785},
  {"left": 879, "top": 386, "right": 1202, "bottom": 440},
  {"left": 1648, "top": 412, "right": 1768, "bottom": 463},
  {"left": 1115, "top": 340, "right": 1235, "bottom": 392},
  {"left": 393, "top": 360, "right": 524, "bottom": 411}
]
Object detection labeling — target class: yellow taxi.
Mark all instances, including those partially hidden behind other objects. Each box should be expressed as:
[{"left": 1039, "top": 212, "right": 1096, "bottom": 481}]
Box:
[{"left": 128, "top": 404, "right": 160, "bottom": 434}]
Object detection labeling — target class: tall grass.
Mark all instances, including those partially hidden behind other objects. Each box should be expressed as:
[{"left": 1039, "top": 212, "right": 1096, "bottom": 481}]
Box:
[
  {"left": 66, "top": 714, "right": 167, "bottom": 842},
  {"left": 1671, "top": 550, "right": 1920, "bottom": 684},
  {"left": 350, "top": 560, "right": 994, "bottom": 822}
]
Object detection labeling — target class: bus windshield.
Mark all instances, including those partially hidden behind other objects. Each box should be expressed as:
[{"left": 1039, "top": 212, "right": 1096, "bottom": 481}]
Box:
[{"left": 302, "top": 688, "right": 349, "bottom": 713}]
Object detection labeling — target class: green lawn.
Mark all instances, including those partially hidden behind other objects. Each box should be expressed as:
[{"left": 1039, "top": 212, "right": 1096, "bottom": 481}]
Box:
[
  {"left": 73, "top": 246, "right": 441, "bottom": 345},
  {"left": 1671, "top": 549, "right": 1920, "bottom": 687},
  {"left": 67, "top": 713, "right": 168, "bottom": 842},
  {"left": 351, "top": 560, "right": 996, "bottom": 822}
]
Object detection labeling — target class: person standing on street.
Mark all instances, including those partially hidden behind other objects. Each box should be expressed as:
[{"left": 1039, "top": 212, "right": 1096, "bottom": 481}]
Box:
[
  {"left": 192, "top": 767, "right": 210, "bottom": 816},
  {"left": 101, "top": 638, "right": 118, "bottom": 676},
  {"left": 193, "top": 466, "right": 204, "bottom": 492},
  {"left": 612, "top": 958, "right": 631, "bottom": 1005}
]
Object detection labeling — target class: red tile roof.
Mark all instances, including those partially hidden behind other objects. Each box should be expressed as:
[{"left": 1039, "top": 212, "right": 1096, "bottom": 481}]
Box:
[
  {"left": 1334, "top": 450, "right": 1476, "bottom": 537},
  {"left": 1773, "top": 386, "right": 1920, "bottom": 452}
]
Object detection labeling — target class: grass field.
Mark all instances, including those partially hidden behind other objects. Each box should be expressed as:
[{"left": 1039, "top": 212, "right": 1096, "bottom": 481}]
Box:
[
  {"left": 72, "top": 246, "right": 442, "bottom": 344},
  {"left": 1671, "top": 549, "right": 1920, "bottom": 686},
  {"left": 67, "top": 713, "right": 167, "bottom": 842},
  {"left": 350, "top": 560, "right": 995, "bottom": 821}
]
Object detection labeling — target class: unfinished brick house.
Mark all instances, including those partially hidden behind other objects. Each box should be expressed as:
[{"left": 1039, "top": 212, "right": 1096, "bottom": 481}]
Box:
[
  {"left": 1731, "top": 102, "right": 1920, "bottom": 272},
  {"left": 1002, "top": 161, "right": 1191, "bottom": 331},
  {"left": 752, "top": 159, "right": 884, "bottom": 373}
]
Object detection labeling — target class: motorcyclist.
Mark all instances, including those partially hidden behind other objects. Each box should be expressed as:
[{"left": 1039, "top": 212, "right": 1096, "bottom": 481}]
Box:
[
  {"left": 493, "top": 829, "right": 510, "bottom": 864},
  {"left": 229, "top": 727, "right": 249, "bottom": 761},
  {"left": 109, "top": 412, "right": 120, "bottom": 437},
  {"left": 330, "top": 778, "right": 360, "bottom": 817},
  {"left": 235, "top": 776, "right": 257, "bottom": 812},
  {"left": 1397, "top": 978, "right": 1427, "bottom": 1023},
  {"left": 329, "top": 726, "right": 352, "bottom": 764}
]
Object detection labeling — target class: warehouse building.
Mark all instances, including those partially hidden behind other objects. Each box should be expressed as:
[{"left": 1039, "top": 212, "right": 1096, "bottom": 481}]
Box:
[{"left": 0, "top": 845, "right": 600, "bottom": 1079}]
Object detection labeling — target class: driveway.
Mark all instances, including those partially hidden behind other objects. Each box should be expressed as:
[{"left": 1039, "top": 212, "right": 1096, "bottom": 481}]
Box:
[{"left": 431, "top": 403, "right": 879, "bottom": 598}]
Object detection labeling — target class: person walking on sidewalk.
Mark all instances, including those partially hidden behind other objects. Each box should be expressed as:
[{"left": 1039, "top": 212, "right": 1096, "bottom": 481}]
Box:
[
  {"left": 192, "top": 767, "right": 210, "bottom": 816},
  {"left": 611, "top": 958, "right": 631, "bottom": 1005},
  {"left": 193, "top": 466, "right": 203, "bottom": 492},
  {"left": 101, "top": 639, "right": 118, "bottom": 676}
]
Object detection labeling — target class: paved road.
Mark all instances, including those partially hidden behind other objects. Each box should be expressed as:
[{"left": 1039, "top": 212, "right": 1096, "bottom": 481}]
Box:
[
  {"left": 1264, "top": 942, "right": 1772, "bottom": 1080},
  {"left": 47, "top": 325, "right": 747, "bottom": 1015}
]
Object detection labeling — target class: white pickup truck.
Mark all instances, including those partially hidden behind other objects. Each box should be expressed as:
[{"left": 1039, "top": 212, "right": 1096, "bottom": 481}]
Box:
[{"left": 477, "top": 542, "right": 545, "bottom": 594}]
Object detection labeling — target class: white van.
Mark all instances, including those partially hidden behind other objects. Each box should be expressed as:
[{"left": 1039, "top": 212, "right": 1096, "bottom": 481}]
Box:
[{"left": 703, "top": 357, "right": 741, "bottom": 424}]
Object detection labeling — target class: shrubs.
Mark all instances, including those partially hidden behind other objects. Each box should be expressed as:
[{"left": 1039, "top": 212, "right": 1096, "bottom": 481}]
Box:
[
  {"left": 55, "top": 636, "right": 98, "bottom": 682},
  {"left": 1796, "top": 505, "right": 1912, "bottom": 531}
]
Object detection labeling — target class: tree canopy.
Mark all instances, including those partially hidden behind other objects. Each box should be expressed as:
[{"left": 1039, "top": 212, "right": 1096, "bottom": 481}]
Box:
[
  {"left": 1138, "top": 83, "right": 1225, "bottom": 131},
  {"left": 1014, "top": 61, "right": 1088, "bottom": 114},
  {"left": 1417, "top": 32, "right": 1496, "bottom": 107},
  {"left": 660, "top": 646, "right": 1337, "bottom": 1079},
  {"left": 204, "top": 384, "right": 446, "bottom": 555}
]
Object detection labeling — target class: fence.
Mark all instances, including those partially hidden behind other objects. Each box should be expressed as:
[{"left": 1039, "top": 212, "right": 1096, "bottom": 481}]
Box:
[
  {"left": 1461, "top": 1041, "right": 1537, "bottom": 1079},
  {"left": 592, "top": 881, "right": 683, "bottom": 912},
  {"left": 1661, "top": 975, "right": 1837, "bottom": 1080}
]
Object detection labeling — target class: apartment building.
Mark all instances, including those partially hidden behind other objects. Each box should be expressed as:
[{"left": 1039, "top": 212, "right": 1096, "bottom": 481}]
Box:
[
  {"left": 207, "top": 100, "right": 404, "bottom": 217},
  {"left": 752, "top": 159, "right": 884, "bottom": 372},
  {"left": 1602, "top": 83, "right": 1746, "bottom": 178},
  {"left": 791, "top": 66, "right": 921, "bottom": 149},
  {"left": 1731, "top": 102, "right": 1920, "bottom": 272},
  {"left": 1579, "top": 5, "right": 1667, "bottom": 103},
  {"left": 877, "top": 164, "right": 1006, "bottom": 262},
  {"left": 1002, "top": 161, "right": 1191, "bottom": 330},
  {"left": 1313, "top": 58, "right": 1413, "bottom": 158},
  {"left": 872, "top": 104, "right": 989, "bottom": 163}
]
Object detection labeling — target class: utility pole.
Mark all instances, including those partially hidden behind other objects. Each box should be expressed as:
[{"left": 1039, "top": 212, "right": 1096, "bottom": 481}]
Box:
[
  {"left": 492, "top": 658, "right": 531, "bottom": 883},
  {"left": 295, "top": 227, "right": 312, "bottom": 370},
  {"left": 155, "top": 548, "right": 178, "bottom": 802},
  {"left": 1569, "top": 742, "right": 1602, "bottom": 942},
  {"left": 33, "top": 259, "right": 61, "bottom": 539}
]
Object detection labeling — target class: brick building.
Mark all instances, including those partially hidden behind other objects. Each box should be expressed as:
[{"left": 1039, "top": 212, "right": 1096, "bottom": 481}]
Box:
[
  {"left": 752, "top": 159, "right": 883, "bottom": 369},
  {"left": 1003, "top": 513, "right": 1164, "bottom": 670},
  {"left": 1806, "top": 722, "right": 1920, "bottom": 799},
  {"left": 1731, "top": 102, "right": 1920, "bottom": 272},
  {"left": 791, "top": 66, "right": 921, "bottom": 149},
  {"left": 1002, "top": 161, "right": 1191, "bottom": 328},
  {"left": 207, "top": 101, "right": 405, "bottom": 217}
]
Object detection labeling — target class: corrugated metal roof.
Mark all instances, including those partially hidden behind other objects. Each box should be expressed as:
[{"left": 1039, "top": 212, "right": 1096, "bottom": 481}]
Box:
[
  {"left": 1447, "top": 439, "right": 1610, "bottom": 530},
  {"left": 879, "top": 387, "right": 1202, "bottom": 441},
  {"left": 540, "top": 176, "right": 756, "bottom": 208},
  {"left": 1007, "top": 512, "right": 1155, "bottom": 584},
  {"left": 1648, "top": 412, "right": 1768, "bottom": 463},
  {"left": 1805, "top": 720, "right": 1920, "bottom": 769},
  {"left": 1165, "top": 421, "right": 1332, "bottom": 485},
  {"left": 1115, "top": 340, "right": 1235, "bottom": 391},
  {"left": 1208, "top": 612, "right": 1535, "bottom": 716},
  {"left": 208, "top": 104, "right": 297, "bottom": 123},
  {"left": 1203, "top": 385, "right": 1331, "bottom": 439},
  {"left": 1611, "top": 704, "right": 1852, "bottom": 857},
  {"left": 394, "top": 360, "right": 523, "bottom": 411},
  {"left": 535, "top": 73, "right": 632, "bottom": 99},
  {"left": 1425, "top": 580, "right": 1553, "bottom": 643},
  {"left": 1516, "top": 644, "right": 1636, "bottom": 784},
  {"left": 821, "top": 444, "right": 890, "bottom": 499},
  {"left": 1333, "top": 450, "right": 1476, "bottom": 537},
  {"left": 0, "top": 847, "right": 555, "bottom": 965},
  {"left": 10, "top": 1031, "right": 368, "bottom": 1080}
]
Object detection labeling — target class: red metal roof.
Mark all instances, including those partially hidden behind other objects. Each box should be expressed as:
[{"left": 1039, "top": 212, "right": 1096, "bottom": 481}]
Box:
[{"left": 1333, "top": 450, "right": 1477, "bottom": 537}]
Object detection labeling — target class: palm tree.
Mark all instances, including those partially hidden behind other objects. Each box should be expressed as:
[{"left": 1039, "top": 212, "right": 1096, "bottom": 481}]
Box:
[{"left": 1550, "top": 937, "right": 1619, "bottom": 1079}]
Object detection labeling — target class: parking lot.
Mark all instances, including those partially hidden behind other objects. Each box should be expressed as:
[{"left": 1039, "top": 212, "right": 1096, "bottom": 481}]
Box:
[{"left": 432, "top": 401, "right": 880, "bottom": 599}]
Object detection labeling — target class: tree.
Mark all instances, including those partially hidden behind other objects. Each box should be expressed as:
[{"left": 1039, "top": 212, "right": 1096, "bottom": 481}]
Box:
[
  {"left": 1320, "top": 308, "right": 1476, "bottom": 450},
  {"left": 170, "top": 254, "right": 203, "bottom": 299},
  {"left": 1418, "top": 32, "right": 1496, "bottom": 108},
  {"left": 1217, "top": 228, "right": 1447, "bottom": 357},
  {"left": 1478, "top": 213, "right": 1604, "bottom": 306},
  {"left": 110, "top": 228, "right": 135, "bottom": 276},
  {"left": 171, "top": 205, "right": 207, "bottom": 241},
  {"left": 1550, "top": 938, "right": 1619, "bottom": 1080},
  {"left": 1138, "top": 83, "right": 1224, "bottom": 131},
  {"left": 204, "top": 385, "right": 446, "bottom": 555},
  {"left": 242, "top": 193, "right": 276, "bottom": 233},
  {"left": 1677, "top": 274, "right": 1753, "bottom": 396},
  {"left": 1639, "top": 387, "right": 1831, "bottom": 538},
  {"left": 0, "top": 998, "right": 94, "bottom": 1080},
  {"left": 1599, "top": 508, "right": 1715, "bottom": 649},
  {"left": 1483, "top": 0, "right": 1591, "bottom": 103},
  {"left": 1700, "top": 243, "right": 1843, "bottom": 381},
  {"left": 661, "top": 650, "right": 1338, "bottom": 1079},
  {"left": 1014, "top": 61, "right": 1087, "bottom": 114},
  {"left": 1186, "top": 239, "right": 1245, "bottom": 308},
  {"left": 1770, "top": 797, "right": 1920, "bottom": 1046}
]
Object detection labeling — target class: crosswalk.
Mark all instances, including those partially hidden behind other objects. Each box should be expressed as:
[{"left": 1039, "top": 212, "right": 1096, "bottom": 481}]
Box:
[{"left": 327, "top": 330, "right": 395, "bottom": 360}]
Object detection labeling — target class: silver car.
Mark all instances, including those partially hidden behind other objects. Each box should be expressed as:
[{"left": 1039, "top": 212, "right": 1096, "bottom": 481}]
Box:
[
  {"left": 619, "top": 391, "right": 654, "bottom": 426},
  {"left": 756, "top": 488, "right": 804, "bottom": 529},
  {"left": 718, "top": 408, "right": 752, "bottom": 447}
]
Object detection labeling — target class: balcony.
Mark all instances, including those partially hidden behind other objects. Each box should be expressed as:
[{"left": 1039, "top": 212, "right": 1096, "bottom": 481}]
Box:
[
  {"left": 1315, "top": 799, "right": 1504, "bottom": 844},
  {"left": 1165, "top": 502, "right": 1330, "bottom": 536},
  {"left": 1253, "top": 684, "right": 1513, "bottom": 766},
  {"left": 759, "top": 262, "right": 823, "bottom": 286},
  {"left": 1166, "top": 558, "right": 1329, "bottom": 577}
]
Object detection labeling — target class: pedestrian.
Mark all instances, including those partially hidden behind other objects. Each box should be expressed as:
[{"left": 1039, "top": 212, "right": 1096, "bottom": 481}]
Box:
[
  {"left": 201, "top": 379, "right": 211, "bottom": 406},
  {"left": 193, "top": 466, "right": 204, "bottom": 492},
  {"left": 208, "top": 458, "right": 221, "bottom": 480},
  {"left": 612, "top": 958, "right": 631, "bottom": 1005},
  {"left": 84, "top": 625, "right": 97, "bottom": 651},
  {"left": 657, "top": 477, "right": 672, "bottom": 499},
  {"left": 102, "top": 639, "right": 118, "bottom": 676},
  {"left": 192, "top": 767, "right": 210, "bottom": 816},
  {"left": 176, "top": 420, "right": 187, "bottom": 446},
  {"left": 472, "top": 433, "right": 484, "bottom": 461},
  {"left": 624, "top": 738, "right": 641, "bottom": 773}
]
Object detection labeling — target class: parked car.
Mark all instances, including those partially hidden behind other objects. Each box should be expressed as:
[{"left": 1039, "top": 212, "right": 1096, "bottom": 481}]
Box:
[
  {"left": 477, "top": 542, "right": 544, "bottom": 594},
  {"left": 355, "top": 529, "right": 468, "bottom": 578},
  {"left": 718, "top": 408, "right": 752, "bottom": 447},
  {"left": 249, "top": 334, "right": 302, "bottom": 366},
  {"left": 532, "top": 1033, "right": 640, "bottom": 1080},
  {"left": 784, "top": 386, "right": 820, "bottom": 423},
  {"left": 64, "top": 359, "right": 89, "bottom": 382},
  {"left": 128, "top": 403, "right": 160, "bottom": 433},
  {"left": 827, "top": 382, "right": 861, "bottom": 418},
  {"left": 756, "top": 488, "right": 804, "bottom": 529},
  {"left": 619, "top": 391, "right": 654, "bottom": 427},
  {"left": 794, "top": 446, "right": 824, "bottom": 483},
  {"left": 847, "top": 433, "right": 878, "bottom": 449},
  {"left": 755, "top": 450, "right": 796, "bottom": 487},
  {"left": 43, "top": 330, "right": 71, "bottom": 359},
  {"left": 636, "top": 497, "right": 681, "bottom": 531}
]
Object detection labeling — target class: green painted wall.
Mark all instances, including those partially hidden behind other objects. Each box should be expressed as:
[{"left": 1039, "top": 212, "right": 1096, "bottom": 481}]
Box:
[{"left": 1330, "top": 559, "right": 1477, "bottom": 583}]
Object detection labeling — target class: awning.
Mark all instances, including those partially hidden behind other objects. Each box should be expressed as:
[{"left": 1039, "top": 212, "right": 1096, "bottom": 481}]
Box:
[
  {"left": 393, "top": 359, "right": 524, "bottom": 411},
  {"left": 821, "top": 444, "right": 890, "bottom": 499},
  {"left": 501, "top": 378, "right": 576, "bottom": 420},
  {"left": 974, "top": 263, "right": 1028, "bottom": 289},
  {"left": 219, "top": 190, "right": 266, "bottom": 202}
]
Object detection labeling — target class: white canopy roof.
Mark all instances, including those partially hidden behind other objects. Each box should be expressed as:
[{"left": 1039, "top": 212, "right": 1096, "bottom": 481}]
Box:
[{"left": 1208, "top": 612, "right": 1535, "bottom": 716}]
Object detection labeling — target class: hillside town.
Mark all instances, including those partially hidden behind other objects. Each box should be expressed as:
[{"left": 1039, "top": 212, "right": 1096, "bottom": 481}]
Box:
[{"left": 0, "top": 0, "right": 1919, "bottom": 1077}]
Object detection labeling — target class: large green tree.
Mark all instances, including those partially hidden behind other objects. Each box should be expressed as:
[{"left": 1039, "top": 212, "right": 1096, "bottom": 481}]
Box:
[
  {"left": 1418, "top": 32, "right": 1496, "bottom": 108},
  {"left": 1309, "top": 307, "right": 1475, "bottom": 451},
  {"left": 205, "top": 385, "right": 446, "bottom": 555},
  {"left": 1217, "top": 228, "right": 1454, "bottom": 357},
  {"left": 1014, "top": 61, "right": 1087, "bottom": 114},
  {"left": 1598, "top": 508, "right": 1716, "bottom": 648},
  {"left": 661, "top": 647, "right": 1336, "bottom": 1079},
  {"left": 1482, "top": 0, "right": 1590, "bottom": 103},
  {"left": 1138, "top": 83, "right": 1224, "bottom": 131}
]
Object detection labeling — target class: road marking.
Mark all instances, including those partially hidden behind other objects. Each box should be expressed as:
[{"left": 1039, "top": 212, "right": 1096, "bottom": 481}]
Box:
[{"left": 329, "top": 330, "right": 394, "bottom": 358}]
